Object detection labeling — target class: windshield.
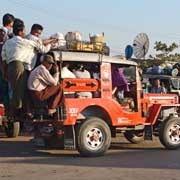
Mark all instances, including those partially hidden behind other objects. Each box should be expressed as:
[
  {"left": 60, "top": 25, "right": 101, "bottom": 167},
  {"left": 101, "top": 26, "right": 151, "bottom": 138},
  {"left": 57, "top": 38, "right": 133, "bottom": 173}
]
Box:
[{"left": 121, "top": 66, "right": 136, "bottom": 82}]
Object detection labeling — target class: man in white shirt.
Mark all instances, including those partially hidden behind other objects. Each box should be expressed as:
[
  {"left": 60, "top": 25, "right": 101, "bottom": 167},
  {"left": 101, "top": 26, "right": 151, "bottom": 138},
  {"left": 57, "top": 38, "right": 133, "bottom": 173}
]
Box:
[
  {"left": 28, "top": 55, "right": 63, "bottom": 114},
  {"left": 1, "top": 19, "right": 33, "bottom": 119},
  {"left": 26, "top": 24, "right": 56, "bottom": 71},
  {"left": 1, "top": 19, "right": 46, "bottom": 119},
  {"left": 74, "top": 64, "right": 92, "bottom": 98},
  {"left": 61, "top": 62, "right": 76, "bottom": 79},
  {"left": 61, "top": 62, "right": 76, "bottom": 98}
]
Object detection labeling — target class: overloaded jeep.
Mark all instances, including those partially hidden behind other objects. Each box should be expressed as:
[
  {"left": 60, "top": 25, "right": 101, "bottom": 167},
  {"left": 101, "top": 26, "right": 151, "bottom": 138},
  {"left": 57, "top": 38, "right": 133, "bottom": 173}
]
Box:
[{"left": 26, "top": 51, "right": 180, "bottom": 157}]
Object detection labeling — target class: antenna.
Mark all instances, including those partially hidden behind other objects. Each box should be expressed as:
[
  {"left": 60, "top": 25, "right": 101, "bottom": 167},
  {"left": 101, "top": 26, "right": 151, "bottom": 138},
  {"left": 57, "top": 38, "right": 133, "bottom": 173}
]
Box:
[{"left": 133, "top": 33, "right": 149, "bottom": 59}]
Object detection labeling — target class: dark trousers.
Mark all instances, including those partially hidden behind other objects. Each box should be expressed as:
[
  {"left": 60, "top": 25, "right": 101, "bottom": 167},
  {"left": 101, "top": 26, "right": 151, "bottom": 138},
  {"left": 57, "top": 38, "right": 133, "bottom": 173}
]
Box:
[
  {"left": 8, "top": 61, "right": 27, "bottom": 118},
  {"left": 29, "top": 84, "right": 64, "bottom": 109}
]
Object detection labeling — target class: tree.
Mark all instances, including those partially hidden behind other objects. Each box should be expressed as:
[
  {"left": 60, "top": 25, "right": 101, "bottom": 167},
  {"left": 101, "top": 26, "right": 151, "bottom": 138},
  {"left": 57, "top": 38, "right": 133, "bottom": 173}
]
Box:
[
  {"left": 154, "top": 41, "right": 180, "bottom": 61},
  {"left": 134, "top": 41, "right": 180, "bottom": 71}
]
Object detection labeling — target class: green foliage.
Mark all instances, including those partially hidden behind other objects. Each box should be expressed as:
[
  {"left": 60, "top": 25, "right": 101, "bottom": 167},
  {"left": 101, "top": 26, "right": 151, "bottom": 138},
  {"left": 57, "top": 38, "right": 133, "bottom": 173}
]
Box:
[
  {"left": 133, "top": 41, "right": 180, "bottom": 70},
  {"left": 154, "top": 41, "right": 180, "bottom": 62},
  {"left": 154, "top": 41, "right": 178, "bottom": 54}
]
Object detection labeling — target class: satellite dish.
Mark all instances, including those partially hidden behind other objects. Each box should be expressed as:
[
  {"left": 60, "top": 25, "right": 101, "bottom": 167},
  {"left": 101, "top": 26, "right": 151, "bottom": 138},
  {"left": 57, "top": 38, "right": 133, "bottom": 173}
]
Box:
[
  {"left": 125, "top": 45, "right": 133, "bottom": 59},
  {"left": 133, "top": 33, "right": 149, "bottom": 59}
]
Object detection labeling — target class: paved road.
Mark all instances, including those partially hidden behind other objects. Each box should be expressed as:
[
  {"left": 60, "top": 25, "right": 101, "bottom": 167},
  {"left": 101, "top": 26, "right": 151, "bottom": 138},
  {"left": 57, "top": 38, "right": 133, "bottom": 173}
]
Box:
[{"left": 0, "top": 135, "right": 180, "bottom": 180}]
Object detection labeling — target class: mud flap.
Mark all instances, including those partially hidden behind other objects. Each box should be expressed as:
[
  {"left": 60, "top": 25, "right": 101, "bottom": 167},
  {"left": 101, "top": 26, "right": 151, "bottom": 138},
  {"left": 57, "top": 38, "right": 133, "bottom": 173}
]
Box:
[
  {"left": 64, "top": 125, "right": 76, "bottom": 150},
  {"left": 144, "top": 125, "right": 153, "bottom": 140}
]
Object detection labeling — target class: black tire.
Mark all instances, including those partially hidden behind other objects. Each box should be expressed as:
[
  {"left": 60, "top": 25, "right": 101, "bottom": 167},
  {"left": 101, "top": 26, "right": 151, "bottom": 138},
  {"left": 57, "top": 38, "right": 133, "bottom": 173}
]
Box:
[
  {"left": 124, "top": 130, "right": 144, "bottom": 144},
  {"left": 159, "top": 117, "right": 180, "bottom": 150},
  {"left": 5, "top": 121, "right": 20, "bottom": 138},
  {"left": 76, "top": 117, "right": 111, "bottom": 157}
]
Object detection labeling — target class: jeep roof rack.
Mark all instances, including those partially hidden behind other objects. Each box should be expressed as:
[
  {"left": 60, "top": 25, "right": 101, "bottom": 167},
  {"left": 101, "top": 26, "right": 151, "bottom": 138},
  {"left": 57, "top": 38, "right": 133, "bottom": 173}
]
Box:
[{"left": 51, "top": 51, "right": 137, "bottom": 66}]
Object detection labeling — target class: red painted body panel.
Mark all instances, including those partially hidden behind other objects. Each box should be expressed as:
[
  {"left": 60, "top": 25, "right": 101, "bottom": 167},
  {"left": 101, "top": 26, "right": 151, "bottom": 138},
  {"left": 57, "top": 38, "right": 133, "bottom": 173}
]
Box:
[
  {"left": 62, "top": 94, "right": 179, "bottom": 127},
  {"left": 62, "top": 63, "right": 180, "bottom": 128},
  {"left": 63, "top": 98, "right": 145, "bottom": 126}
]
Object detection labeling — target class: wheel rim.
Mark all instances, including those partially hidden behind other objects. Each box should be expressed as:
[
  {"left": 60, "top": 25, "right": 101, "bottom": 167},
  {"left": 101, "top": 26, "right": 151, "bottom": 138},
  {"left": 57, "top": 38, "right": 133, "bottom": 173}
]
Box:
[
  {"left": 168, "top": 124, "right": 180, "bottom": 144},
  {"left": 86, "top": 127, "right": 104, "bottom": 150}
]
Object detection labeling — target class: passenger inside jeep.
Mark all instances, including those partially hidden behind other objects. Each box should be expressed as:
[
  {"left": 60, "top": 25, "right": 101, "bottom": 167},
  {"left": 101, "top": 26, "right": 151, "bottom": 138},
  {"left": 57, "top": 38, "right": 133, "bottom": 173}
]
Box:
[
  {"left": 148, "top": 78, "right": 168, "bottom": 94},
  {"left": 111, "top": 64, "right": 135, "bottom": 111},
  {"left": 61, "top": 61, "right": 100, "bottom": 98},
  {"left": 73, "top": 64, "right": 92, "bottom": 98},
  {"left": 61, "top": 62, "right": 76, "bottom": 98}
]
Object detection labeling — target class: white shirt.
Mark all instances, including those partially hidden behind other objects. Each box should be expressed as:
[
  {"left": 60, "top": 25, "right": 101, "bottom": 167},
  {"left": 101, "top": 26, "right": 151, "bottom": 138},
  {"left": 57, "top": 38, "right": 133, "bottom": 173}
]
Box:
[
  {"left": 61, "top": 66, "right": 75, "bottom": 94},
  {"left": 1, "top": 26, "right": 12, "bottom": 40},
  {"left": 74, "top": 69, "right": 92, "bottom": 98},
  {"left": 74, "top": 69, "right": 91, "bottom": 78},
  {"left": 1, "top": 36, "right": 37, "bottom": 65},
  {"left": 28, "top": 64, "right": 59, "bottom": 91},
  {"left": 61, "top": 67, "right": 76, "bottom": 78},
  {"left": 26, "top": 34, "right": 51, "bottom": 71}
]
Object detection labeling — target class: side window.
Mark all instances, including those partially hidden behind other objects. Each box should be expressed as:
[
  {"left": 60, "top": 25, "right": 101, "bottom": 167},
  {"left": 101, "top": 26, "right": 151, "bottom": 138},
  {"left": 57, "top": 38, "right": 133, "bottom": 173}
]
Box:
[
  {"left": 111, "top": 64, "right": 136, "bottom": 93},
  {"left": 111, "top": 64, "right": 136, "bottom": 111},
  {"left": 62, "top": 62, "right": 100, "bottom": 98}
]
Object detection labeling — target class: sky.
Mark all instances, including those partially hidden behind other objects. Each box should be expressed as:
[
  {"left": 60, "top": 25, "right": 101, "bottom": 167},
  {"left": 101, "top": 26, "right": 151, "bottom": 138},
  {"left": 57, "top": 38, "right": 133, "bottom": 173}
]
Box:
[{"left": 1, "top": 0, "right": 180, "bottom": 56}]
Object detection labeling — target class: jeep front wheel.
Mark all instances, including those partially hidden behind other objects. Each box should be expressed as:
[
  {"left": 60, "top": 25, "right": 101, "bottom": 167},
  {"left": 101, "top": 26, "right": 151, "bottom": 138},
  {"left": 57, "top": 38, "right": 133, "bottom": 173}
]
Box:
[
  {"left": 159, "top": 117, "right": 180, "bottom": 150},
  {"left": 76, "top": 117, "right": 111, "bottom": 157}
]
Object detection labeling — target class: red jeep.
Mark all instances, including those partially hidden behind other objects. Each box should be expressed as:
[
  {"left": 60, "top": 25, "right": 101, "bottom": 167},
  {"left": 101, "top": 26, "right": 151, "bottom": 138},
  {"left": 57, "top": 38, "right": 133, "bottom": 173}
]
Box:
[{"left": 27, "top": 51, "right": 180, "bottom": 157}]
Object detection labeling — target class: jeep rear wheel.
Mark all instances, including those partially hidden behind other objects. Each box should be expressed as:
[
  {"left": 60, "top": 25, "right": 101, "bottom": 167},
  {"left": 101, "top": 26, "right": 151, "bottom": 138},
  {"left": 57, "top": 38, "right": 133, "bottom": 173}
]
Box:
[
  {"left": 159, "top": 117, "right": 180, "bottom": 150},
  {"left": 76, "top": 117, "right": 111, "bottom": 157},
  {"left": 124, "top": 130, "right": 144, "bottom": 144}
]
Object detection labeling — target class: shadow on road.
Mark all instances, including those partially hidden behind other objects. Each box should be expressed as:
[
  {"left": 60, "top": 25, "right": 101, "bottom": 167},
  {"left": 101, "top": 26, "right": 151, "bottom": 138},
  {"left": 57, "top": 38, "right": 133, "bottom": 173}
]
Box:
[{"left": 0, "top": 136, "right": 180, "bottom": 170}]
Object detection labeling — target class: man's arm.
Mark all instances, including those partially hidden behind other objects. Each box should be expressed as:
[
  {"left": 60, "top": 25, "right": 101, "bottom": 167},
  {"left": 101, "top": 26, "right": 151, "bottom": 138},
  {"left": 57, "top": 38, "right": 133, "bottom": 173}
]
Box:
[
  {"left": 1, "top": 43, "right": 6, "bottom": 63},
  {"left": 31, "top": 38, "right": 51, "bottom": 54},
  {"left": 42, "top": 38, "right": 57, "bottom": 46},
  {"left": 41, "top": 65, "right": 59, "bottom": 86},
  {"left": 1, "top": 44, "right": 8, "bottom": 80},
  {"left": 26, "top": 36, "right": 54, "bottom": 54}
]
